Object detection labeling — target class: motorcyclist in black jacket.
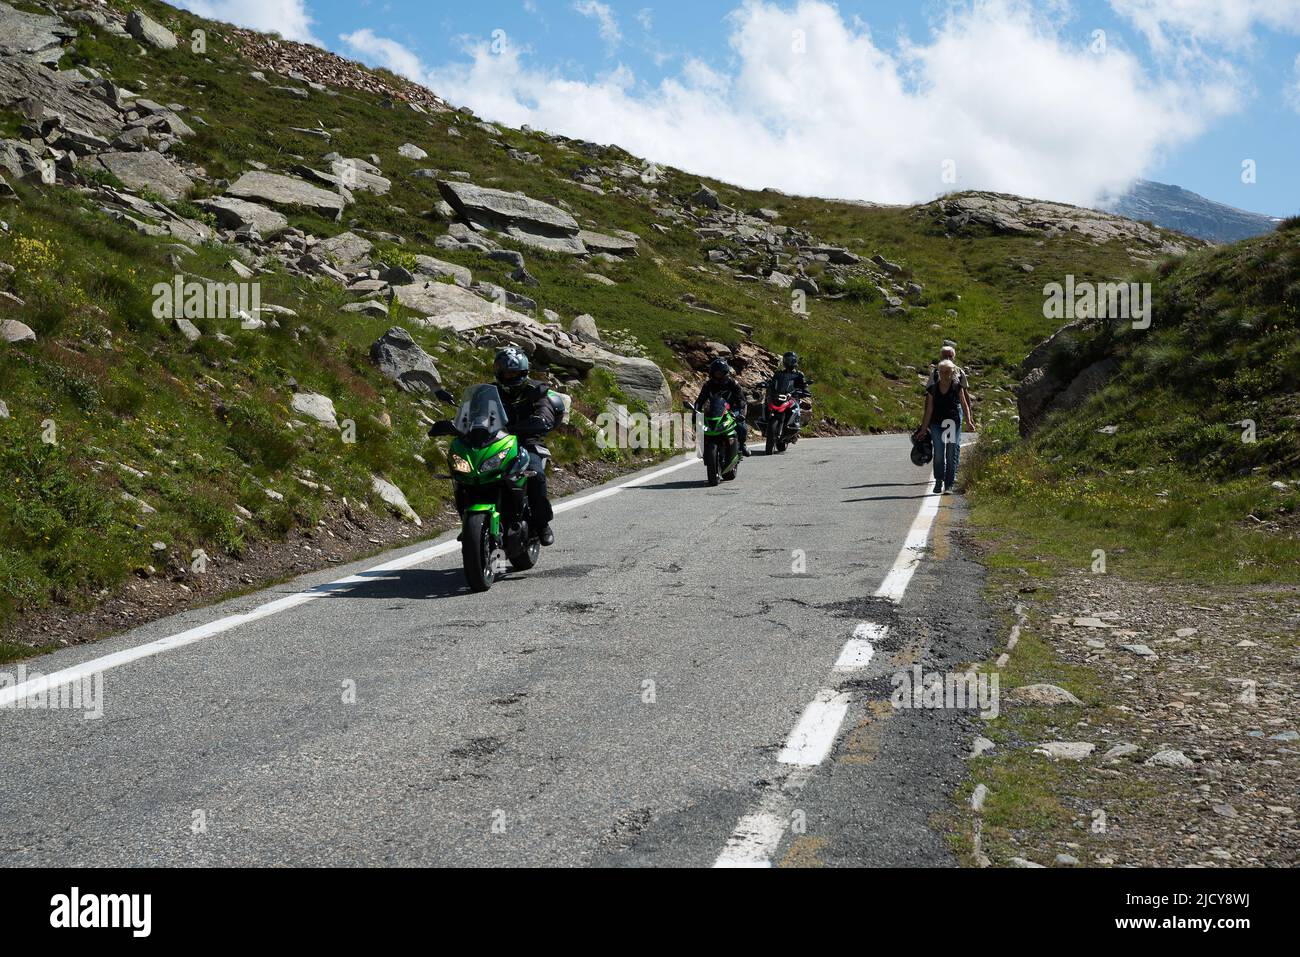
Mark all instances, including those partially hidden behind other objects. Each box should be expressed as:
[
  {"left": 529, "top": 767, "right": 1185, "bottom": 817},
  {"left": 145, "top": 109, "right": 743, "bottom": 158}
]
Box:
[
  {"left": 493, "top": 346, "right": 562, "bottom": 546},
  {"left": 759, "top": 351, "right": 811, "bottom": 436},
  {"left": 694, "top": 357, "right": 751, "bottom": 457}
]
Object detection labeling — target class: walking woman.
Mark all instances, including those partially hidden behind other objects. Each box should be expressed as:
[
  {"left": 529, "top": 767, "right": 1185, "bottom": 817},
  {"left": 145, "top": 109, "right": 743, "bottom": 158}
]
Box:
[{"left": 916, "top": 360, "right": 974, "bottom": 494}]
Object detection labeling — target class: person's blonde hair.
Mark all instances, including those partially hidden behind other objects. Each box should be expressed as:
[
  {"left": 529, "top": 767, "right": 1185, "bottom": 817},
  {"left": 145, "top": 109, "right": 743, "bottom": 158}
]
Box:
[{"left": 938, "top": 359, "right": 958, "bottom": 383}]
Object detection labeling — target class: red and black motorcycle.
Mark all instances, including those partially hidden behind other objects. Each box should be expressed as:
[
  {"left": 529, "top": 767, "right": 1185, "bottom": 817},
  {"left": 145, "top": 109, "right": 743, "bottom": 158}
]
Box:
[{"left": 757, "top": 372, "right": 811, "bottom": 455}]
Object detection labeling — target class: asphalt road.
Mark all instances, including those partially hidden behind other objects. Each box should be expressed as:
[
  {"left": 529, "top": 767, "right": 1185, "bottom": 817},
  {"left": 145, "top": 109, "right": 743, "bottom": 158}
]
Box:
[{"left": 0, "top": 434, "right": 993, "bottom": 867}]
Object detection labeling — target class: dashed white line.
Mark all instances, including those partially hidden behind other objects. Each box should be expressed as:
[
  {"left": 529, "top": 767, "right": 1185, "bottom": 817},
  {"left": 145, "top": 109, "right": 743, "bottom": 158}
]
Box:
[
  {"left": 777, "top": 689, "right": 853, "bottom": 767},
  {"left": 834, "top": 622, "right": 883, "bottom": 672},
  {"left": 874, "top": 491, "right": 943, "bottom": 602},
  {"left": 714, "top": 767, "right": 814, "bottom": 868},
  {"left": 0, "top": 455, "right": 700, "bottom": 710},
  {"left": 715, "top": 477, "right": 945, "bottom": 867}
]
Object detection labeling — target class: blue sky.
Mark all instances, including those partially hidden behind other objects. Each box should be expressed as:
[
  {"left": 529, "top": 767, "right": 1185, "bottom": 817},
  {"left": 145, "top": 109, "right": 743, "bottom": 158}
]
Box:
[{"left": 185, "top": 0, "right": 1299, "bottom": 214}]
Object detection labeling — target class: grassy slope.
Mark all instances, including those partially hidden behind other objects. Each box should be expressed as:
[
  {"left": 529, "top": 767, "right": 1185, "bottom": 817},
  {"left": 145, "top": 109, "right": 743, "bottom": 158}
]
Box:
[
  {"left": 0, "top": 0, "right": 1175, "bottom": 636},
  {"left": 965, "top": 223, "right": 1300, "bottom": 585}
]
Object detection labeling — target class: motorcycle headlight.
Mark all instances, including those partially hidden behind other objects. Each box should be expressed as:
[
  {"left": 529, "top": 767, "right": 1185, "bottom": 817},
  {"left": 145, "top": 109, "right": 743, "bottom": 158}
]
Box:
[
  {"left": 450, "top": 454, "right": 472, "bottom": 474},
  {"left": 482, "top": 449, "right": 510, "bottom": 472}
]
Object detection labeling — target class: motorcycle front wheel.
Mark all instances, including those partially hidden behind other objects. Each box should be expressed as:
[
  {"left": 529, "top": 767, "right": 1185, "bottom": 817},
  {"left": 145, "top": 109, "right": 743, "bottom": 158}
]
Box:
[
  {"left": 462, "top": 512, "right": 495, "bottom": 592},
  {"left": 706, "top": 441, "right": 721, "bottom": 486},
  {"left": 509, "top": 533, "right": 541, "bottom": 571}
]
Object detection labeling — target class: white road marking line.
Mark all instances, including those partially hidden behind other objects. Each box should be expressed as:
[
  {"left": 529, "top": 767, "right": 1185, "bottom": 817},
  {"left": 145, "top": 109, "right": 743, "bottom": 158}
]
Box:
[
  {"left": 777, "top": 689, "right": 852, "bottom": 766},
  {"left": 0, "top": 455, "right": 700, "bottom": 709},
  {"left": 716, "top": 478, "right": 948, "bottom": 867},
  {"left": 714, "top": 767, "right": 813, "bottom": 868},
  {"left": 834, "top": 622, "right": 885, "bottom": 672},
  {"left": 874, "top": 490, "right": 943, "bottom": 602}
]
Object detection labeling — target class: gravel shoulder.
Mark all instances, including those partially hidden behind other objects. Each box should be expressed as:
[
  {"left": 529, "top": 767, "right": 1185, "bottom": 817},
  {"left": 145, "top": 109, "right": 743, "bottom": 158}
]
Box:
[{"left": 946, "top": 547, "right": 1300, "bottom": 868}]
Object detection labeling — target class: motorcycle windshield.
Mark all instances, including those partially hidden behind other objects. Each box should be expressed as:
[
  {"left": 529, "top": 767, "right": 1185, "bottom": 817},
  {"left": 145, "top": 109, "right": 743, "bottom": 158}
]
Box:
[
  {"left": 454, "top": 384, "right": 510, "bottom": 438},
  {"left": 706, "top": 395, "right": 731, "bottom": 418}
]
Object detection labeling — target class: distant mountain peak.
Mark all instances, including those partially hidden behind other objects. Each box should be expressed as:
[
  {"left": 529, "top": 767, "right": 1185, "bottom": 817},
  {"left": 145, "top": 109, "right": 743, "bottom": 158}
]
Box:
[{"left": 1097, "top": 179, "right": 1283, "bottom": 245}]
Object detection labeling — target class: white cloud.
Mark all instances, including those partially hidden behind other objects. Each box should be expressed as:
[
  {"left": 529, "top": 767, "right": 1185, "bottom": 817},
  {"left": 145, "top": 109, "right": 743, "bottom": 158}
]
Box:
[
  {"left": 1288, "top": 54, "right": 1300, "bottom": 113},
  {"left": 175, "top": 0, "right": 318, "bottom": 45},
  {"left": 637, "top": 8, "right": 654, "bottom": 32},
  {"left": 1109, "top": 0, "right": 1300, "bottom": 52},
  {"left": 573, "top": 1, "right": 623, "bottom": 48},
  {"left": 409, "top": 0, "right": 1240, "bottom": 206},
  {"left": 338, "top": 28, "right": 427, "bottom": 80}
]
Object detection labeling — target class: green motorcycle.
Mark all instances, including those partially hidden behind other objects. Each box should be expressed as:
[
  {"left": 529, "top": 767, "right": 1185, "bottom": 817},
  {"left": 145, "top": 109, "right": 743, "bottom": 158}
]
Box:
[
  {"left": 689, "top": 396, "right": 743, "bottom": 487},
  {"left": 429, "top": 384, "right": 545, "bottom": 592}
]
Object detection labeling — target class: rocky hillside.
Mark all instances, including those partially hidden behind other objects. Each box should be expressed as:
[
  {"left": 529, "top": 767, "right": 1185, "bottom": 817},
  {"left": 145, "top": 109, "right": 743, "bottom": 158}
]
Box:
[
  {"left": 1102, "top": 179, "right": 1284, "bottom": 245},
  {"left": 0, "top": 0, "right": 1202, "bottom": 649}
]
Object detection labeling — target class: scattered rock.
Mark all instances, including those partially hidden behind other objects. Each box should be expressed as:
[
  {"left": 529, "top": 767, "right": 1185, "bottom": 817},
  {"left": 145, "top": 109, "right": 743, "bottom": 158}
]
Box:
[
  {"left": 371, "top": 475, "right": 421, "bottom": 525},
  {"left": 369, "top": 327, "right": 442, "bottom": 395},
  {"left": 290, "top": 392, "right": 339, "bottom": 429},
  {"left": 1005, "top": 683, "right": 1083, "bottom": 707},
  {"left": 172, "top": 317, "right": 201, "bottom": 342},
  {"left": 196, "top": 196, "right": 289, "bottom": 237},
  {"left": 126, "top": 10, "right": 177, "bottom": 50},
  {"left": 1145, "top": 749, "right": 1194, "bottom": 769},
  {"left": 437, "top": 179, "right": 586, "bottom": 255},
  {"left": 1120, "top": 643, "right": 1157, "bottom": 658},
  {"left": 227, "top": 171, "right": 347, "bottom": 219},
  {"left": 397, "top": 143, "right": 428, "bottom": 160},
  {"left": 1033, "top": 742, "right": 1095, "bottom": 761},
  {"left": 570, "top": 314, "right": 600, "bottom": 342},
  {"left": 93, "top": 150, "right": 193, "bottom": 201},
  {"left": 315, "top": 230, "right": 373, "bottom": 266},
  {"left": 0, "top": 319, "right": 36, "bottom": 343}
]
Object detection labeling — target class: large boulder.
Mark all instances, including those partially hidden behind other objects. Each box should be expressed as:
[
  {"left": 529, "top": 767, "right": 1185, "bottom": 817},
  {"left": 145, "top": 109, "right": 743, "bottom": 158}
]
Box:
[
  {"left": 369, "top": 327, "right": 442, "bottom": 394},
  {"left": 1016, "top": 319, "right": 1120, "bottom": 436},
  {"left": 227, "top": 171, "right": 347, "bottom": 219},
  {"left": 578, "top": 229, "right": 638, "bottom": 257},
  {"left": 0, "top": 57, "right": 125, "bottom": 139},
  {"left": 0, "top": 138, "right": 45, "bottom": 182},
  {"left": 392, "top": 280, "right": 538, "bottom": 334},
  {"left": 584, "top": 348, "right": 673, "bottom": 412},
  {"left": 0, "top": 0, "right": 76, "bottom": 64},
  {"left": 1049, "top": 358, "right": 1120, "bottom": 415},
  {"left": 315, "top": 230, "right": 373, "bottom": 266},
  {"left": 93, "top": 150, "right": 193, "bottom": 201},
  {"left": 196, "top": 196, "right": 289, "bottom": 236},
  {"left": 437, "top": 180, "right": 586, "bottom": 255},
  {"left": 1014, "top": 367, "right": 1060, "bottom": 437},
  {"left": 412, "top": 254, "right": 471, "bottom": 288},
  {"left": 126, "top": 10, "right": 177, "bottom": 50}
]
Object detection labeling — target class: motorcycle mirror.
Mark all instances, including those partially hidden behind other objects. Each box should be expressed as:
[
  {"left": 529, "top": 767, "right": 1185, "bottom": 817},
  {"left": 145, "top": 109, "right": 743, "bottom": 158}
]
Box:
[
  {"left": 434, "top": 388, "right": 456, "bottom": 404},
  {"left": 427, "top": 420, "right": 458, "bottom": 437}
]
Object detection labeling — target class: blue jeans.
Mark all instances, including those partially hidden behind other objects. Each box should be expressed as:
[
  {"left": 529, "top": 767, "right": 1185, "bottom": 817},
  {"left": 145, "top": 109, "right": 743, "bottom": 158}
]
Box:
[{"left": 931, "top": 417, "right": 962, "bottom": 488}]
